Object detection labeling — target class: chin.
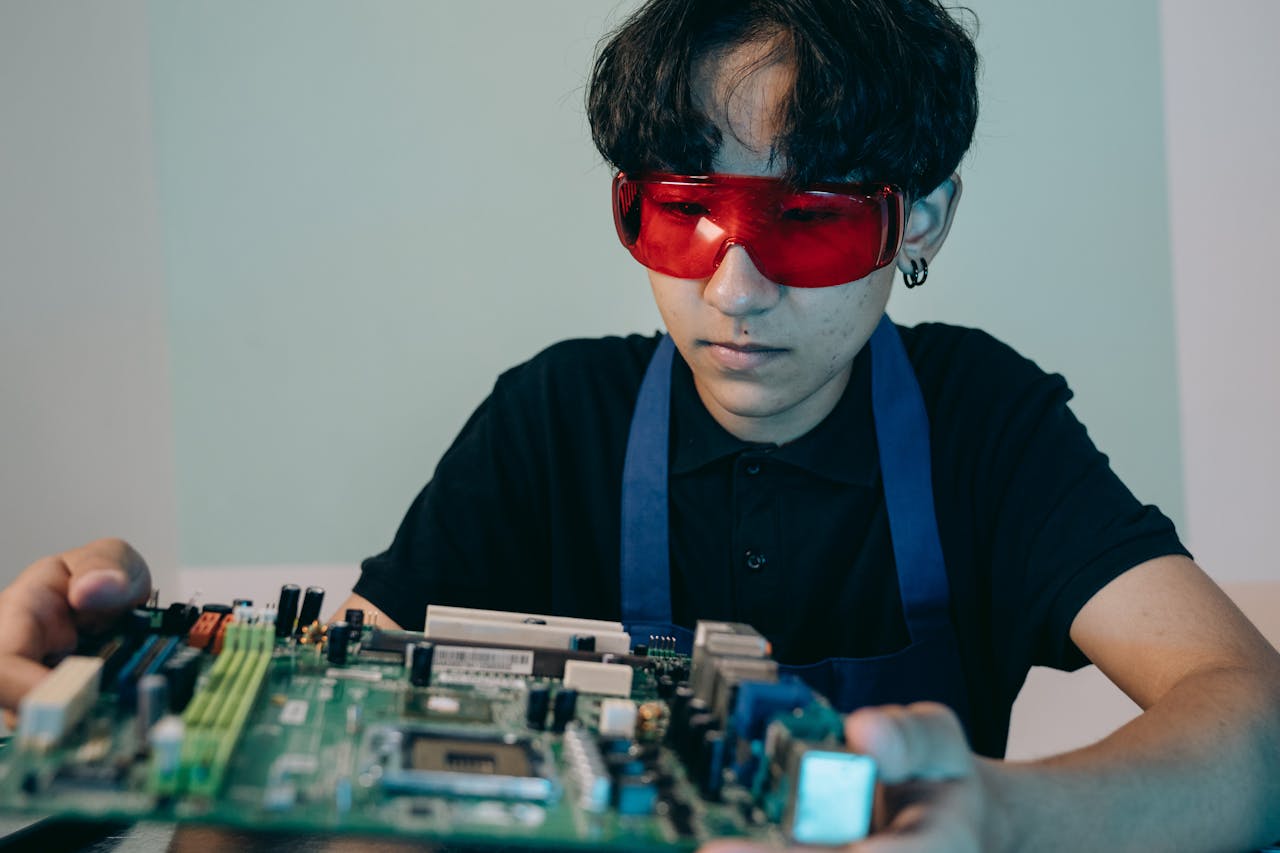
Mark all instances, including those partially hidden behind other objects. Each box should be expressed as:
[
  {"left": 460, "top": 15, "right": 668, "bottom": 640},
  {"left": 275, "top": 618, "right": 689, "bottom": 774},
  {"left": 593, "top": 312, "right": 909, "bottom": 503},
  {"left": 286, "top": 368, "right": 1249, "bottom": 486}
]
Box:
[{"left": 706, "top": 383, "right": 797, "bottom": 420}]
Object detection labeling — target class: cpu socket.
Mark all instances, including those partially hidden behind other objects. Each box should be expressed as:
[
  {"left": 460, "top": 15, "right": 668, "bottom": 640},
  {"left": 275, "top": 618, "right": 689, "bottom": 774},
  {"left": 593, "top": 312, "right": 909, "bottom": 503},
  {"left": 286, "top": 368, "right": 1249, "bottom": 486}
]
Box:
[{"left": 371, "top": 727, "right": 558, "bottom": 802}]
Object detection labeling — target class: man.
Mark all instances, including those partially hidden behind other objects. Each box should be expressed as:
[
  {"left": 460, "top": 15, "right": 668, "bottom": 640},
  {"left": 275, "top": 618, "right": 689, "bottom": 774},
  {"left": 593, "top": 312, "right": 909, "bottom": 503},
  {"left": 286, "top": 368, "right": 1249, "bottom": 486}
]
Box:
[{"left": 3, "top": 1, "right": 1279, "bottom": 850}]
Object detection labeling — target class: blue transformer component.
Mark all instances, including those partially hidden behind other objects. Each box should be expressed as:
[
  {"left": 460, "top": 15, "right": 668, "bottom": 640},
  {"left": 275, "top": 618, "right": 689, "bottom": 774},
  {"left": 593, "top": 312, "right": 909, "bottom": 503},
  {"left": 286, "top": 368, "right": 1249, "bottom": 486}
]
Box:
[
  {"left": 729, "top": 679, "right": 816, "bottom": 782},
  {"left": 731, "top": 679, "right": 814, "bottom": 743}
]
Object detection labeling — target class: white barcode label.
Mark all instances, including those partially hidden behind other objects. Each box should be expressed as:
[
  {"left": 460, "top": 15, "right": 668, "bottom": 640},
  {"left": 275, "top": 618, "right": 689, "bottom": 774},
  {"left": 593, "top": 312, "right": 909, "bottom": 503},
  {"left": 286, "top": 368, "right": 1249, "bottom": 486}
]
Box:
[{"left": 433, "top": 645, "right": 534, "bottom": 675}]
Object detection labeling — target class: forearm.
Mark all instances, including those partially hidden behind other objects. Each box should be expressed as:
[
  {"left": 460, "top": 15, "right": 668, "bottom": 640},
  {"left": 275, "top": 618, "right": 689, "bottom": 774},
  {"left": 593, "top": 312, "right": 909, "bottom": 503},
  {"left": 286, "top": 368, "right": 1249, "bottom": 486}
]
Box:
[{"left": 986, "top": 664, "right": 1280, "bottom": 853}]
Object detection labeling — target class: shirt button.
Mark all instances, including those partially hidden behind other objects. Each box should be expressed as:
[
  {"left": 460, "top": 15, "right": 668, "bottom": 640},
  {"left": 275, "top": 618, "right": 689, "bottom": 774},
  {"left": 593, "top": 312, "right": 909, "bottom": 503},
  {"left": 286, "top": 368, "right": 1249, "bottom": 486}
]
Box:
[
  {"left": 745, "top": 462, "right": 761, "bottom": 476},
  {"left": 744, "top": 549, "right": 767, "bottom": 572}
]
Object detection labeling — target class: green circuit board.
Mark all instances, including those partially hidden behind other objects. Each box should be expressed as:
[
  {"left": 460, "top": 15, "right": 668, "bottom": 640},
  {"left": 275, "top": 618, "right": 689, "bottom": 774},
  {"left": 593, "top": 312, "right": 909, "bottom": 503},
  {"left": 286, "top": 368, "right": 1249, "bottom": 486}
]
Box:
[{"left": 0, "top": 596, "right": 876, "bottom": 849}]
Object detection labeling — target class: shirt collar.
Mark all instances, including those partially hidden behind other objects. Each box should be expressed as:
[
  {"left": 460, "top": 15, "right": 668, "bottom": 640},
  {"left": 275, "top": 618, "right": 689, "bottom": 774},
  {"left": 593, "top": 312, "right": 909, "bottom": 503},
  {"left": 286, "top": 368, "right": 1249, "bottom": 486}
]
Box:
[{"left": 667, "top": 344, "right": 878, "bottom": 486}]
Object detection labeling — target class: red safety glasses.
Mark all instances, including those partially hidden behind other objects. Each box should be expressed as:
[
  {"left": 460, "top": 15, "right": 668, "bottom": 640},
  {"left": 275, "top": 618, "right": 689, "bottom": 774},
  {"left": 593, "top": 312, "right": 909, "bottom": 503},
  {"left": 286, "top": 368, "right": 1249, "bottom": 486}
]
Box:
[{"left": 612, "top": 172, "right": 906, "bottom": 289}]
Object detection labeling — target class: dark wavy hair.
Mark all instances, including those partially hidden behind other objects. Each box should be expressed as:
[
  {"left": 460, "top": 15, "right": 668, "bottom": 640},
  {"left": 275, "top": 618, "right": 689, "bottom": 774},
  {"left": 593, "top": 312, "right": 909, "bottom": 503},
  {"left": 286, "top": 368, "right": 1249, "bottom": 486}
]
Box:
[{"left": 587, "top": 0, "right": 978, "bottom": 198}]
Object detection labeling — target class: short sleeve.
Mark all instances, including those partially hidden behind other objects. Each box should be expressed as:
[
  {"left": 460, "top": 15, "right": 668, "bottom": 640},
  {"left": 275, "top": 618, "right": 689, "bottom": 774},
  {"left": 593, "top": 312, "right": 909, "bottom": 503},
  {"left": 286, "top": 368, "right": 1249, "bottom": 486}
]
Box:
[{"left": 924, "top": 327, "right": 1190, "bottom": 685}]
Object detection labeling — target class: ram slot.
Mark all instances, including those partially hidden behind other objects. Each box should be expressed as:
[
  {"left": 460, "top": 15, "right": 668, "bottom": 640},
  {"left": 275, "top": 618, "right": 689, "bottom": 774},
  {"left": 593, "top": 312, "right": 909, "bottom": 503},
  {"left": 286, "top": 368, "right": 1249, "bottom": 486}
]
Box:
[
  {"left": 149, "top": 619, "right": 273, "bottom": 797},
  {"left": 198, "top": 622, "right": 272, "bottom": 795}
]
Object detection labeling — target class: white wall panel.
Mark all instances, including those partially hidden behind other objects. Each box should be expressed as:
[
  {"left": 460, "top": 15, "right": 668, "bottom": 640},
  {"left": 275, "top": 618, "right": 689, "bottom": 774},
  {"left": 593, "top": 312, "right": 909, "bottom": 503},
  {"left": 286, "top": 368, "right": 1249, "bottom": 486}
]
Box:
[
  {"left": 0, "top": 2, "right": 177, "bottom": 594},
  {"left": 1162, "top": 0, "right": 1280, "bottom": 582}
]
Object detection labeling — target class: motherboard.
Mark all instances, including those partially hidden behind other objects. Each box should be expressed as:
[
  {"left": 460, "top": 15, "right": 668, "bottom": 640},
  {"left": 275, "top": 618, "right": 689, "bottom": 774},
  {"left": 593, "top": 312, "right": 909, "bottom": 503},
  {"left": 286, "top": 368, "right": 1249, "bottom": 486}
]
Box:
[{"left": 0, "top": 587, "right": 876, "bottom": 849}]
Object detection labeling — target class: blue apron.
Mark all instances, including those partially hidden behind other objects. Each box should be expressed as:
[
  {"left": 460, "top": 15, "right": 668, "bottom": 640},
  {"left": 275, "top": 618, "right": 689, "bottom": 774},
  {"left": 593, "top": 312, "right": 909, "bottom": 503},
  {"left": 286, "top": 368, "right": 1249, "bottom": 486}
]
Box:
[{"left": 619, "top": 315, "right": 972, "bottom": 733}]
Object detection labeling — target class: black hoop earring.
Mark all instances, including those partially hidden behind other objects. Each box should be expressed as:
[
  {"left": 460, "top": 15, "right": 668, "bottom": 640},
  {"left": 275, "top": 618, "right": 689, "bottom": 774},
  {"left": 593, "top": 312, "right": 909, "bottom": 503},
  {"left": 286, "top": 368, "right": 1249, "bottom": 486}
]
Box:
[{"left": 903, "top": 257, "right": 929, "bottom": 288}]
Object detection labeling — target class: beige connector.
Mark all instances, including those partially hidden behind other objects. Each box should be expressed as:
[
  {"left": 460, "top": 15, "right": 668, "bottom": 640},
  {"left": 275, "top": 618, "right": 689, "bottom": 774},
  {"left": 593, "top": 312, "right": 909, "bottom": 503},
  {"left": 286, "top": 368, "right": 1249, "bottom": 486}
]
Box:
[{"left": 18, "top": 656, "right": 103, "bottom": 751}]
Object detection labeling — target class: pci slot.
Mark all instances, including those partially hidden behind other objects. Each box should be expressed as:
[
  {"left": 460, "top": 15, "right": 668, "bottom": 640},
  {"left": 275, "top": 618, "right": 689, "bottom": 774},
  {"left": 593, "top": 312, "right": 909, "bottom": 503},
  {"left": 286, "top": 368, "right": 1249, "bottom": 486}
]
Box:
[{"left": 116, "top": 636, "right": 181, "bottom": 710}]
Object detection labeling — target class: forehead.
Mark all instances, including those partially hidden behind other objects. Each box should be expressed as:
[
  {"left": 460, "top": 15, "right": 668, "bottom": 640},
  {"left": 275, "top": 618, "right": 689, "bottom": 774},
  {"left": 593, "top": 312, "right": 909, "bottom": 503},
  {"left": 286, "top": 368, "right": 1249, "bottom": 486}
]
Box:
[{"left": 691, "top": 37, "right": 795, "bottom": 178}]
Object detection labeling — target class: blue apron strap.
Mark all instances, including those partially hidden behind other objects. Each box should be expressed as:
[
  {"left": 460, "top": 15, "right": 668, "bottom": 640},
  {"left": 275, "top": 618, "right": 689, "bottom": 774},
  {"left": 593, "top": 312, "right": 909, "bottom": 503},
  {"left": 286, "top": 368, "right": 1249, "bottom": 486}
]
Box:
[
  {"left": 619, "top": 335, "right": 676, "bottom": 627},
  {"left": 869, "top": 316, "right": 952, "bottom": 638}
]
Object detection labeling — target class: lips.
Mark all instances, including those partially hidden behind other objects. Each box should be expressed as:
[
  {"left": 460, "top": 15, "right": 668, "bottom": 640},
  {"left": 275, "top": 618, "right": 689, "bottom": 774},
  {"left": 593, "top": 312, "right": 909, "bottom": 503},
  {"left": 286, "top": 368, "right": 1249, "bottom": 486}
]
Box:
[
  {"left": 700, "top": 339, "right": 788, "bottom": 370},
  {"left": 707, "top": 341, "right": 782, "bottom": 353}
]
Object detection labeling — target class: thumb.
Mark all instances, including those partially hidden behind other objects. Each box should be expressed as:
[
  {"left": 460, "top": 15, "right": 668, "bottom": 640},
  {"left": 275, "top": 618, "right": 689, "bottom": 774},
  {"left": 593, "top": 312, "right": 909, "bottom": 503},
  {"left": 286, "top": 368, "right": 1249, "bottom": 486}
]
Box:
[
  {"left": 844, "top": 702, "right": 972, "bottom": 783},
  {"left": 62, "top": 539, "right": 153, "bottom": 631},
  {"left": 69, "top": 567, "right": 144, "bottom": 612},
  {"left": 67, "top": 568, "right": 147, "bottom": 636}
]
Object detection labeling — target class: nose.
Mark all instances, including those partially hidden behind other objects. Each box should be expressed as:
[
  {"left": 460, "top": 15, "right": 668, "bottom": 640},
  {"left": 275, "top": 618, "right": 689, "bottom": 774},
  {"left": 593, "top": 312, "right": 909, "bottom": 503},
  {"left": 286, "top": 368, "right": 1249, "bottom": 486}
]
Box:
[{"left": 703, "top": 244, "right": 782, "bottom": 317}]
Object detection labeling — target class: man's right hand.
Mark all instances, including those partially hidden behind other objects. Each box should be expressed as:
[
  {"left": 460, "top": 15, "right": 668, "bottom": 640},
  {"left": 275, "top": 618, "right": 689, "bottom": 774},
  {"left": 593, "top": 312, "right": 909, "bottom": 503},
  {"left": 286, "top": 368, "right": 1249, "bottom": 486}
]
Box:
[{"left": 0, "top": 538, "right": 152, "bottom": 712}]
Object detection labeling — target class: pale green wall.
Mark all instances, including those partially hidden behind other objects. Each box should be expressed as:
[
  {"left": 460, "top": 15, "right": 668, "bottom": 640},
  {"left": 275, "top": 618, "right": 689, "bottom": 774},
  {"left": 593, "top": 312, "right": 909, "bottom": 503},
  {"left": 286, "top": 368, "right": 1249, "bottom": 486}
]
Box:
[
  {"left": 148, "top": 1, "right": 1182, "bottom": 567},
  {"left": 890, "top": 0, "right": 1184, "bottom": 531}
]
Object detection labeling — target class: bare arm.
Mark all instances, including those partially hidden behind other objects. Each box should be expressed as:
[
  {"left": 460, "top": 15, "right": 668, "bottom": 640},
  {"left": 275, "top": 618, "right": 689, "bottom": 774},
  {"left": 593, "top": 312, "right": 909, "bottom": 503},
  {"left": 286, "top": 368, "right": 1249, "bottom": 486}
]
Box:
[
  {"left": 705, "top": 555, "right": 1280, "bottom": 853},
  {"left": 982, "top": 554, "right": 1280, "bottom": 852}
]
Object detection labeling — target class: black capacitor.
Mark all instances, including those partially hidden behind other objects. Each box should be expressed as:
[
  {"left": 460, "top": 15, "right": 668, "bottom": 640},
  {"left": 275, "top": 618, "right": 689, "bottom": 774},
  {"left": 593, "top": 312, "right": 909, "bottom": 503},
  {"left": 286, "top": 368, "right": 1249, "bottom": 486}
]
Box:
[
  {"left": 409, "top": 641, "right": 435, "bottom": 687},
  {"left": 123, "top": 609, "right": 153, "bottom": 643},
  {"left": 344, "top": 608, "right": 365, "bottom": 642},
  {"left": 276, "top": 584, "right": 301, "bottom": 637},
  {"left": 327, "top": 622, "right": 350, "bottom": 665},
  {"left": 698, "top": 730, "right": 727, "bottom": 800},
  {"left": 665, "top": 687, "right": 696, "bottom": 746},
  {"left": 163, "top": 647, "right": 201, "bottom": 713},
  {"left": 525, "top": 685, "right": 550, "bottom": 730},
  {"left": 162, "top": 602, "right": 199, "bottom": 635},
  {"left": 675, "top": 692, "right": 704, "bottom": 738},
  {"left": 684, "top": 710, "right": 716, "bottom": 763},
  {"left": 569, "top": 634, "right": 596, "bottom": 652},
  {"left": 656, "top": 674, "right": 676, "bottom": 699},
  {"left": 551, "top": 688, "right": 578, "bottom": 732},
  {"left": 296, "top": 586, "right": 325, "bottom": 633},
  {"left": 633, "top": 644, "right": 649, "bottom": 657},
  {"left": 664, "top": 797, "right": 695, "bottom": 837}
]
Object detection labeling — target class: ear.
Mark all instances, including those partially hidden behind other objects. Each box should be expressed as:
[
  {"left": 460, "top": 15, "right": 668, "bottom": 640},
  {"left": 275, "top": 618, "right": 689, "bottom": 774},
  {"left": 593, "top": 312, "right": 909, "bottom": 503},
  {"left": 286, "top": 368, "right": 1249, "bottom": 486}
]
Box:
[{"left": 896, "top": 174, "right": 962, "bottom": 274}]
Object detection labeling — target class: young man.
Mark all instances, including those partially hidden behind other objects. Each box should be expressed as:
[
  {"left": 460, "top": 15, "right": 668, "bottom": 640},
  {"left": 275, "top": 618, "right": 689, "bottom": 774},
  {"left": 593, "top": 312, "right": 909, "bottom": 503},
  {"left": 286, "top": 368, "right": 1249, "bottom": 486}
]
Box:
[{"left": 2, "top": 1, "right": 1279, "bottom": 850}]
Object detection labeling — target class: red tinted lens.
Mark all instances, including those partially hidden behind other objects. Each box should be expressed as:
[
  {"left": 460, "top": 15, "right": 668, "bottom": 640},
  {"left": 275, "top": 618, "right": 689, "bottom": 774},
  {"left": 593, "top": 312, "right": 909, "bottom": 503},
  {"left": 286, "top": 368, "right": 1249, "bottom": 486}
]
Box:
[{"left": 612, "top": 173, "right": 904, "bottom": 288}]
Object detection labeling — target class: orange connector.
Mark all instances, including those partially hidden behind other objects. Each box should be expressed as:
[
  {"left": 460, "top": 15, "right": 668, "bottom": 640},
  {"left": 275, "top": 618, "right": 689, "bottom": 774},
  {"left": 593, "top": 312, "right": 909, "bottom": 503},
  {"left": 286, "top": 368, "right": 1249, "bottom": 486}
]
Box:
[{"left": 187, "top": 611, "right": 226, "bottom": 651}]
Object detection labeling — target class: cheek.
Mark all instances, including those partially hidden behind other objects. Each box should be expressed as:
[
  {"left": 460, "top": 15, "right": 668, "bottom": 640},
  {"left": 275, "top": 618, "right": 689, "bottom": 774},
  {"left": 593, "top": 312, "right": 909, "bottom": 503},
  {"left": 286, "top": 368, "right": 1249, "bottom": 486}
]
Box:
[
  {"left": 648, "top": 273, "right": 704, "bottom": 337},
  {"left": 805, "top": 283, "right": 887, "bottom": 369},
  {"left": 648, "top": 273, "right": 680, "bottom": 324}
]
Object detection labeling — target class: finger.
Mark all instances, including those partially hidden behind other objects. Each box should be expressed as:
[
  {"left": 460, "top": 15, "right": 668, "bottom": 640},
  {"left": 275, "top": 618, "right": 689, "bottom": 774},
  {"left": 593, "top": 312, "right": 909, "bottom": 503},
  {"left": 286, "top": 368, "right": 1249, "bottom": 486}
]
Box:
[
  {"left": 9, "top": 540, "right": 150, "bottom": 618},
  {"left": 0, "top": 580, "right": 79, "bottom": 711},
  {"left": 0, "top": 568, "right": 80, "bottom": 660},
  {"left": 850, "top": 831, "right": 935, "bottom": 853},
  {"left": 6, "top": 554, "right": 132, "bottom": 640},
  {"left": 844, "top": 702, "right": 972, "bottom": 783},
  {"left": 0, "top": 654, "right": 51, "bottom": 713},
  {"left": 850, "top": 782, "right": 981, "bottom": 853},
  {"left": 61, "top": 538, "right": 152, "bottom": 616}
]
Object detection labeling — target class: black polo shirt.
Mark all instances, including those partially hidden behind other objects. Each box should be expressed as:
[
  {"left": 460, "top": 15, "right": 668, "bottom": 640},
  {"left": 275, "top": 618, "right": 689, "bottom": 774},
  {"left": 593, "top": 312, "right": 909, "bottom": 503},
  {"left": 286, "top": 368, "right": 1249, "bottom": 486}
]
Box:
[{"left": 355, "top": 322, "right": 1187, "bottom": 757}]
